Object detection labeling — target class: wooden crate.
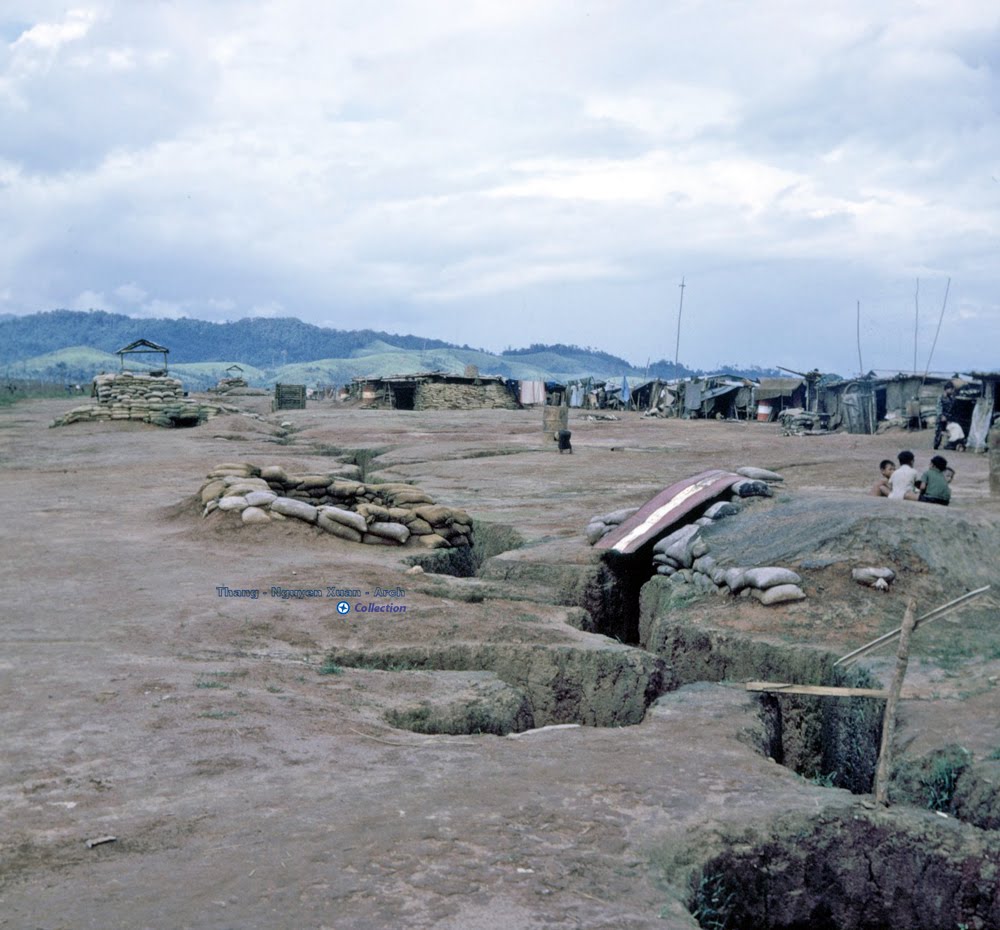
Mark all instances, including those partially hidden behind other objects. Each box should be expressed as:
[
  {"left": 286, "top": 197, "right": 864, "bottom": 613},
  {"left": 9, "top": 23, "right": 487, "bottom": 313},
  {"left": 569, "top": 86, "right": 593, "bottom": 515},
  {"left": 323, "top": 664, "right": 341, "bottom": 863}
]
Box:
[{"left": 273, "top": 383, "right": 307, "bottom": 410}]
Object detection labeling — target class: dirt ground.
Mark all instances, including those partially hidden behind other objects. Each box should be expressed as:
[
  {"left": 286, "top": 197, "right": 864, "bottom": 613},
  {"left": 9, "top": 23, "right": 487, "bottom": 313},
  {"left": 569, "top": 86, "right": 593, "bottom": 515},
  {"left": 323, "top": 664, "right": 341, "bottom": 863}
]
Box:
[{"left": 2, "top": 397, "right": 998, "bottom": 929}]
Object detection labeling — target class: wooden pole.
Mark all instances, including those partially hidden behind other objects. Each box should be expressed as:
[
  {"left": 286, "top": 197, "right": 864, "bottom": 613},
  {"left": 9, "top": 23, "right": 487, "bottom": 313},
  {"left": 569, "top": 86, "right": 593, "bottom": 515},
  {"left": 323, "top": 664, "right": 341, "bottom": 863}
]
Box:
[
  {"left": 873, "top": 598, "right": 917, "bottom": 806},
  {"left": 674, "top": 277, "right": 685, "bottom": 374},
  {"left": 923, "top": 276, "right": 951, "bottom": 377},
  {"left": 856, "top": 299, "right": 864, "bottom": 376}
]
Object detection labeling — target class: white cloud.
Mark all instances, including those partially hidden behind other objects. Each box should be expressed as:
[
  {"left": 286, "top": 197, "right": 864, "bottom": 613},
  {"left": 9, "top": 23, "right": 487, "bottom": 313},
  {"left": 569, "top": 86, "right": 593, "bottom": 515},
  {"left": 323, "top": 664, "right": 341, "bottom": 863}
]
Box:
[
  {"left": 11, "top": 8, "right": 97, "bottom": 51},
  {"left": 1, "top": 1, "right": 999, "bottom": 372}
]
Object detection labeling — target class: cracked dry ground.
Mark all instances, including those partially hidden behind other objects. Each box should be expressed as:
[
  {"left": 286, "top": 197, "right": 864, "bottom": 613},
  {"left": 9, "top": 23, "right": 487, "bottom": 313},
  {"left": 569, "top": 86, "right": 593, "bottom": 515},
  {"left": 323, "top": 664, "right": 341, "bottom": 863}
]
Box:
[{"left": 2, "top": 398, "right": 998, "bottom": 929}]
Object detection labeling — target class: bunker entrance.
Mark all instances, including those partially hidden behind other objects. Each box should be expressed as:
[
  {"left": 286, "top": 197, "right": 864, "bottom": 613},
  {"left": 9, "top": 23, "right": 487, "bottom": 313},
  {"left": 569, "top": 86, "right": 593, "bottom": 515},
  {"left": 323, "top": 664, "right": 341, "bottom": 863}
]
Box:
[{"left": 686, "top": 812, "right": 1000, "bottom": 930}]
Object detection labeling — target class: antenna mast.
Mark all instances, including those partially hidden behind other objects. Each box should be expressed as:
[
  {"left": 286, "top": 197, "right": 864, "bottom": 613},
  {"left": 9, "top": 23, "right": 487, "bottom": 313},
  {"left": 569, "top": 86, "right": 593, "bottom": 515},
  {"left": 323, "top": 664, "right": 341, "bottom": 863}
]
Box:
[{"left": 674, "top": 276, "right": 685, "bottom": 374}]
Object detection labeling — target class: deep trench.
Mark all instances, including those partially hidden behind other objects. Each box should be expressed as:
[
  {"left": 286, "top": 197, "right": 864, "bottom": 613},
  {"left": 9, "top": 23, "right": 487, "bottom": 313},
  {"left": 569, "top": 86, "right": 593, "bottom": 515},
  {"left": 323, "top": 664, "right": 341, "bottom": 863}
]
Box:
[
  {"left": 590, "top": 548, "right": 885, "bottom": 793},
  {"left": 684, "top": 812, "right": 1000, "bottom": 930}
]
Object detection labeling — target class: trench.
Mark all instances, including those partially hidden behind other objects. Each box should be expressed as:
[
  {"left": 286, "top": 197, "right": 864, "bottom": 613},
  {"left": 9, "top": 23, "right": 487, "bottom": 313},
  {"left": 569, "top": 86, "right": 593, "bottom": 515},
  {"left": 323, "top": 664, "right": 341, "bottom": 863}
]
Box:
[
  {"left": 327, "top": 642, "right": 667, "bottom": 735},
  {"left": 355, "top": 525, "right": 994, "bottom": 823},
  {"left": 683, "top": 811, "right": 1000, "bottom": 930},
  {"left": 583, "top": 553, "right": 885, "bottom": 793}
]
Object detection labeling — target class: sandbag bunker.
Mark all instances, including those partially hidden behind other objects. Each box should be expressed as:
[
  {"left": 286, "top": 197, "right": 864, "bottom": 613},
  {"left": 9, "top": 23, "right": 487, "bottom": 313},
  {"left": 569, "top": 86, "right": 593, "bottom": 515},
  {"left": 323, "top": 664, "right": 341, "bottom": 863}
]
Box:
[
  {"left": 588, "top": 466, "right": 808, "bottom": 606},
  {"left": 52, "top": 371, "right": 227, "bottom": 428},
  {"left": 200, "top": 462, "right": 473, "bottom": 549}
]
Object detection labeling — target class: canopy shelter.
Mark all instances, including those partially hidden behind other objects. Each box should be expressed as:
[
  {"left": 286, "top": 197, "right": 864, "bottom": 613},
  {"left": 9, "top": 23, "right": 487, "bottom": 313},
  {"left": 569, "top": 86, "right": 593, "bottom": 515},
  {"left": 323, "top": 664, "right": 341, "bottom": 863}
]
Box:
[{"left": 116, "top": 339, "right": 169, "bottom": 374}]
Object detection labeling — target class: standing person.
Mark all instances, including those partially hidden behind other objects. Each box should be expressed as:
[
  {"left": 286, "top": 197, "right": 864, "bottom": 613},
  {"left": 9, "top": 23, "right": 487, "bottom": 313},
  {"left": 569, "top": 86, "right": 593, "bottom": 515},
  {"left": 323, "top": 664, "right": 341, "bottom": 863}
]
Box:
[
  {"left": 934, "top": 382, "right": 956, "bottom": 449},
  {"left": 869, "top": 459, "right": 895, "bottom": 497},
  {"left": 889, "top": 450, "right": 920, "bottom": 500},
  {"left": 917, "top": 455, "right": 951, "bottom": 506}
]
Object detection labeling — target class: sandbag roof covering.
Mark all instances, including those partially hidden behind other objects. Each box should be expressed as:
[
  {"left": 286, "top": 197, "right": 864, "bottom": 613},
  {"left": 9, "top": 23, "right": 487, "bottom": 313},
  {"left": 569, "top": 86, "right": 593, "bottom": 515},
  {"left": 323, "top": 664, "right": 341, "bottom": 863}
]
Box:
[
  {"left": 755, "top": 377, "right": 804, "bottom": 400},
  {"left": 352, "top": 371, "right": 507, "bottom": 385}
]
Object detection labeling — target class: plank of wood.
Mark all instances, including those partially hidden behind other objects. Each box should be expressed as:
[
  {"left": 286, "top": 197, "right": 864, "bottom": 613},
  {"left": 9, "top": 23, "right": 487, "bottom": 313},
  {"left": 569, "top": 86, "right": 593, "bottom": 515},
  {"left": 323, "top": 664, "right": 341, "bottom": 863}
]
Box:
[
  {"left": 745, "top": 681, "right": 890, "bottom": 699},
  {"left": 595, "top": 469, "right": 742, "bottom": 554}
]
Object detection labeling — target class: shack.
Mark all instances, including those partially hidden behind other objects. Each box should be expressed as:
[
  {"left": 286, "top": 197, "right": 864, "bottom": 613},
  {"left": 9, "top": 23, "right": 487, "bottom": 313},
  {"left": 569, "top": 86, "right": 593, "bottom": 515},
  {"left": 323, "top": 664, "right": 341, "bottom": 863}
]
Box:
[
  {"left": 684, "top": 375, "right": 756, "bottom": 419},
  {"left": 352, "top": 372, "right": 519, "bottom": 410},
  {"left": 755, "top": 377, "right": 805, "bottom": 421}
]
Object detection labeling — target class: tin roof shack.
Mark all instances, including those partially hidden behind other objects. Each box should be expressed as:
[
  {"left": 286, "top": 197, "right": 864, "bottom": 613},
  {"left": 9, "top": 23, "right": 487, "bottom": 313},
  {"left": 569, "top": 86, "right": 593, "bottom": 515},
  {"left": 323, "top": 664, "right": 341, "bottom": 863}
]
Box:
[
  {"left": 874, "top": 374, "right": 980, "bottom": 437},
  {"left": 755, "top": 377, "right": 806, "bottom": 421},
  {"left": 352, "top": 372, "right": 520, "bottom": 410},
  {"left": 683, "top": 375, "right": 756, "bottom": 419},
  {"left": 635, "top": 379, "right": 682, "bottom": 417}
]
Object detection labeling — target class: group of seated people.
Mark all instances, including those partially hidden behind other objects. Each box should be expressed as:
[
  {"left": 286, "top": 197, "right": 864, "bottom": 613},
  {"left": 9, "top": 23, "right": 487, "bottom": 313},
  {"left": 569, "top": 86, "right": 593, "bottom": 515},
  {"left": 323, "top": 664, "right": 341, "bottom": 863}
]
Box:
[{"left": 870, "top": 450, "right": 953, "bottom": 506}]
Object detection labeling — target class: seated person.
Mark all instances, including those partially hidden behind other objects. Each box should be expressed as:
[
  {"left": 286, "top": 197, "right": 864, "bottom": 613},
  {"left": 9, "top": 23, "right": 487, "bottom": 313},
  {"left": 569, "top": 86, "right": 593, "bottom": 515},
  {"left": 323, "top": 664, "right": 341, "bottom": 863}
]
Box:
[
  {"left": 889, "top": 450, "right": 920, "bottom": 500},
  {"left": 869, "top": 459, "right": 895, "bottom": 497},
  {"left": 917, "top": 455, "right": 951, "bottom": 506},
  {"left": 942, "top": 418, "right": 966, "bottom": 451}
]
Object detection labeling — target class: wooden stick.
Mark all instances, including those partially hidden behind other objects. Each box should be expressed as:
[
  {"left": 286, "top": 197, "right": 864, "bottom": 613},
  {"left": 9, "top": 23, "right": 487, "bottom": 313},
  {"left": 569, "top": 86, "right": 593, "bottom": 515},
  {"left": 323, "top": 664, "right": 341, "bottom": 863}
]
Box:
[
  {"left": 834, "top": 585, "right": 990, "bottom": 667},
  {"left": 874, "top": 598, "right": 918, "bottom": 806},
  {"left": 745, "top": 681, "right": 890, "bottom": 699}
]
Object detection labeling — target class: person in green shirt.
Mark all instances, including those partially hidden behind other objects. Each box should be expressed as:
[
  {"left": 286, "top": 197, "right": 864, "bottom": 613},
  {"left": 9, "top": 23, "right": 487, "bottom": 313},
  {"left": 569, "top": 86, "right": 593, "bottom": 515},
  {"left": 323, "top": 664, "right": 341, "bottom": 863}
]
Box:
[{"left": 917, "top": 455, "right": 951, "bottom": 506}]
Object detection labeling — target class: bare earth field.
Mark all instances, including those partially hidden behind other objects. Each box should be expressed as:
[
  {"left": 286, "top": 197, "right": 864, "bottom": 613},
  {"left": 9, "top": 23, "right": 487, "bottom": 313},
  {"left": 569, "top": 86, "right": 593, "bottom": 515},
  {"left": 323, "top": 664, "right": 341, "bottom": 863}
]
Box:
[{"left": 2, "top": 397, "right": 999, "bottom": 929}]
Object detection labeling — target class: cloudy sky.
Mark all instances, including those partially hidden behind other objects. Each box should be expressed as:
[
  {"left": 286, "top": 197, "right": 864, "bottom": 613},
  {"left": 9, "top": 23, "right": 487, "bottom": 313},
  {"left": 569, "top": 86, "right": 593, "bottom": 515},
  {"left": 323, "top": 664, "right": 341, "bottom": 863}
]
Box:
[{"left": 2, "top": 2, "right": 998, "bottom": 374}]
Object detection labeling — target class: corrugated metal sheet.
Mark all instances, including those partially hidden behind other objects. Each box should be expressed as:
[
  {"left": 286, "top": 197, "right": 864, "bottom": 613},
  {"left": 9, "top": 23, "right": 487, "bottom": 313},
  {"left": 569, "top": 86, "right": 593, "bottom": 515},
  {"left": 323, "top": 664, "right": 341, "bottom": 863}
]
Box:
[{"left": 756, "top": 377, "right": 804, "bottom": 400}]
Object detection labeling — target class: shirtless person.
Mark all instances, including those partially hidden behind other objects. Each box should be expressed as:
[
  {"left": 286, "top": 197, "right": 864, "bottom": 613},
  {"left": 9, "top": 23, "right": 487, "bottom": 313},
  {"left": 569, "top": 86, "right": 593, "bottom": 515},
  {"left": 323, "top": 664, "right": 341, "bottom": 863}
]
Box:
[{"left": 869, "top": 459, "right": 895, "bottom": 497}]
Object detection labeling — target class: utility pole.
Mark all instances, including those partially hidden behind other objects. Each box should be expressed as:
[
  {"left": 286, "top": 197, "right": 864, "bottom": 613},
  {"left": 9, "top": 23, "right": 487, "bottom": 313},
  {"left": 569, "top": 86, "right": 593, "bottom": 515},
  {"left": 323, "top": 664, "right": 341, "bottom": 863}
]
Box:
[
  {"left": 674, "top": 277, "right": 685, "bottom": 375},
  {"left": 913, "top": 278, "right": 919, "bottom": 374},
  {"left": 856, "top": 299, "right": 864, "bottom": 376}
]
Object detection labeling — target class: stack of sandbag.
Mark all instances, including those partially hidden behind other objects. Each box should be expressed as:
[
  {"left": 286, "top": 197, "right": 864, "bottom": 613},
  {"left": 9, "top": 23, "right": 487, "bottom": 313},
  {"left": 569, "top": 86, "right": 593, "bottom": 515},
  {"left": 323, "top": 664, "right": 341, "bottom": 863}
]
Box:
[
  {"left": 199, "top": 463, "right": 473, "bottom": 550},
  {"left": 52, "top": 371, "right": 226, "bottom": 428},
  {"left": 652, "top": 519, "right": 806, "bottom": 605},
  {"left": 585, "top": 507, "right": 639, "bottom": 545},
  {"left": 778, "top": 408, "right": 822, "bottom": 436},
  {"left": 51, "top": 398, "right": 226, "bottom": 428},
  {"left": 640, "top": 464, "right": 804, "bottom": 605},
  {"left": 93, "top": 371, "right": 184, "bottom": 405}
]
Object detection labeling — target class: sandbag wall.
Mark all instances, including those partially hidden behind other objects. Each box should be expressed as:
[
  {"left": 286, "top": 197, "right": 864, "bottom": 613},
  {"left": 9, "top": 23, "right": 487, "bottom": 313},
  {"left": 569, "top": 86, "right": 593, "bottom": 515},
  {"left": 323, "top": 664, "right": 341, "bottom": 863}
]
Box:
[
  {"left": 52, "top": 371, "right": 225, "bottom": 427},
  {"left": 93, "top": 371, "right": 184, "bottom": 405},
  {"left": 200, "top": 462, "right": 473, "bottom": 550},
  {"left": 414, "top": 381, "right": 519, "bottom": 410}
]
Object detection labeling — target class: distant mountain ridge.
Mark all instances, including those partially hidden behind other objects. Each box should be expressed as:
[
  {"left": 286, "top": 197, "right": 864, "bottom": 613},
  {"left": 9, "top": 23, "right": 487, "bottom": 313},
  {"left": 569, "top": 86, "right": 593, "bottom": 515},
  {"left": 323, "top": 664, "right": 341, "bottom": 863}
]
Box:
[{"left": 0, "top": 309, "right": 778, "bottom": 388}]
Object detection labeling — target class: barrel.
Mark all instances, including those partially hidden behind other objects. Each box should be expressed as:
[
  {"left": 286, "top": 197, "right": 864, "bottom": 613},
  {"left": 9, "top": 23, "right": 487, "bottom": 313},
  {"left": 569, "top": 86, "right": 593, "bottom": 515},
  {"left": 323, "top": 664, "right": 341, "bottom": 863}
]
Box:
[{"left": 542, "top": 405, "right": 569, "bottom": 435}]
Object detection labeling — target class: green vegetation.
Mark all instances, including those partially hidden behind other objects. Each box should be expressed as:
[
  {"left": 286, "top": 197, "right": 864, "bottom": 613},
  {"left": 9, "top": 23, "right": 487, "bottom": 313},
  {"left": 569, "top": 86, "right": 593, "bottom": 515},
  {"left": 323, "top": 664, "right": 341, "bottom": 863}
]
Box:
[
  {"left": 892, "top": 744, "right": 971, "bottom": 812},
  {"left": 317, "top": 660, "right": 343, "bottom": 676},
  {"left": 689, "top": 871, "right": 736, "bottom": 930},
  {"left": 0, "top": 379, "right": 75, "bottom": 407}
]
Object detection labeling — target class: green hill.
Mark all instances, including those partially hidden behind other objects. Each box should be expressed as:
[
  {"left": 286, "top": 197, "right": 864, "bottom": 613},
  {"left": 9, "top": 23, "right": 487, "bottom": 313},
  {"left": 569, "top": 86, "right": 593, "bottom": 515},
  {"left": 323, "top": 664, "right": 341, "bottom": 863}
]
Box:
[{"left": 1, "top": 310, "right": 779, "bottom": 388}]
